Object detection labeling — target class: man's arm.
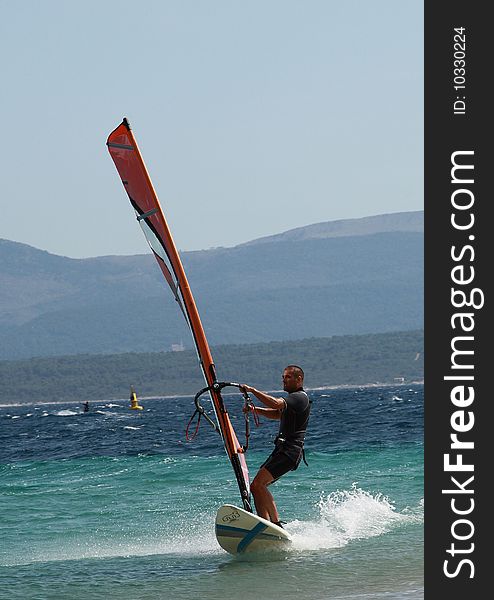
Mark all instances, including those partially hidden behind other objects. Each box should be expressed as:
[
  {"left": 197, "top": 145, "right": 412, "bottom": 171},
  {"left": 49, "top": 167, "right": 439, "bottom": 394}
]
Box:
[
  {"left": 241, "top": 384, "right": 285, "bottom": 419},
  {"left": 250, "top": 406, "right": 282, "bottom": 420}
]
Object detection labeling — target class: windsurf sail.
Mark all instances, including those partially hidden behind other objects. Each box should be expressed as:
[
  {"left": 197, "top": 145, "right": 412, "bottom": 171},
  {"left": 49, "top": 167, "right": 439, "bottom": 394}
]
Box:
[{"left": 107, "top": 118, "right": 252, "bottom": 511}]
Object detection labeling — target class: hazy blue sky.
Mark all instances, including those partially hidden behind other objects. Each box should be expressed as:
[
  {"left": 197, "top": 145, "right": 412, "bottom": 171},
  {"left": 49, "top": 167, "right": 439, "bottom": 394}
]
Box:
[{"left": 1, "top": 1, "right": 423, "bottom": 257}]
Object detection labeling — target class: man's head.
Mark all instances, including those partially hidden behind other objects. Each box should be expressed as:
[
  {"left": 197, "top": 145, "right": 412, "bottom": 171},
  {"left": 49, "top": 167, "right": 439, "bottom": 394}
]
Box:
[{"left": 282, "top": 365, "right": 304, "bottom": 393}]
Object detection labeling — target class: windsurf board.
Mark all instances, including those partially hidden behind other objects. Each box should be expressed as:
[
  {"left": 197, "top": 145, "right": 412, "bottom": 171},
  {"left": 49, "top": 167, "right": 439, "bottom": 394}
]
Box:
[{"left": 215, "top": 504, "right": 292, "bottom": 555}]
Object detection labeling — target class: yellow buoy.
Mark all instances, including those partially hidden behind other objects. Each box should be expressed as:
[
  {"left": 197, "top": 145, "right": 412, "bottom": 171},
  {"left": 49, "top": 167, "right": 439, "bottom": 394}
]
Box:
[{"left": 130, "top": 386, "right": 143, "bottom": 410}]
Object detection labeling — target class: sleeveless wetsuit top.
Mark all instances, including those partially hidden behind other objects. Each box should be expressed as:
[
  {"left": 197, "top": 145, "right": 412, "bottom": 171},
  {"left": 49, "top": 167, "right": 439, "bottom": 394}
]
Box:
[{"left": 275, "top": 388, "right": 311, "bottom": 464}]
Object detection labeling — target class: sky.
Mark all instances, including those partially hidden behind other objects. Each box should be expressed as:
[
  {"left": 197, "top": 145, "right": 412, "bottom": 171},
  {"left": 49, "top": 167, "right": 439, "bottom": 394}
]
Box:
[{"left": 0, "top": 1, "right": 423, "bottom": 258}]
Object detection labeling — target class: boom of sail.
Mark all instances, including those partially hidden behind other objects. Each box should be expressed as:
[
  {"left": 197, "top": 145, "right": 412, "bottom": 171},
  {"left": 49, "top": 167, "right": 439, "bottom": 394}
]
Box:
[{"left": 106, "top": 118, "right": 251, "bottom": 511}]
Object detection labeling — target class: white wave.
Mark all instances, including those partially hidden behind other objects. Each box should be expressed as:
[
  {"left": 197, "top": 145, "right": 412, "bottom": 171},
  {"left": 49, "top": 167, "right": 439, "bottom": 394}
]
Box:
[
  {"left": 288, "top": 484, "right": 423, "bottom": 551},
  {"left": 55, "top": 409, "right": 79, "bottom": 417}
]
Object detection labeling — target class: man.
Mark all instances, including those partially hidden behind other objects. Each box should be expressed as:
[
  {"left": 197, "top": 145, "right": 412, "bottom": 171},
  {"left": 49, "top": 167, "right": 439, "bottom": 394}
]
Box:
[{"left": 241, "top": 365, "right": 310, "bottom": 527}]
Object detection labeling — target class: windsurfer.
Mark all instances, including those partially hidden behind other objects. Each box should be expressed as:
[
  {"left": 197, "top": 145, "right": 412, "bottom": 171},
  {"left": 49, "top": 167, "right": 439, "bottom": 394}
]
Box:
[{"left": 241, "top": 365, "right": 310, "bottom": 526}]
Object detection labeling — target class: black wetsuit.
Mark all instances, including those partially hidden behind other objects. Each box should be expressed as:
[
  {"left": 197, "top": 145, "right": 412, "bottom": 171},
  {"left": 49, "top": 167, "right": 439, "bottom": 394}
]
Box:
[{"left": 261, "top": 388, "right": 311, "bottom": 480}]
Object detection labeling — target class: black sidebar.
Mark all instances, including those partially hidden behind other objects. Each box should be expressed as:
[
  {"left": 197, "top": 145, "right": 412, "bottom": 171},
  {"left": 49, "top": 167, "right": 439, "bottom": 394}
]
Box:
[{"left": 425, "top": 2, "right": 489, "bottom": 597}]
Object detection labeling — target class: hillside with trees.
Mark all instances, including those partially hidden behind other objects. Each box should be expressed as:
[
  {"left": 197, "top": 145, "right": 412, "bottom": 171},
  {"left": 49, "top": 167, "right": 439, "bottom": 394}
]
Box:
[{"left": 0, "top": 330, "right": 423, "bottom": 404}]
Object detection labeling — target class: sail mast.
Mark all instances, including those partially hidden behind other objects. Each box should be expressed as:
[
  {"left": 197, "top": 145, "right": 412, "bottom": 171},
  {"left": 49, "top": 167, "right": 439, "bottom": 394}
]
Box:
[{"left": 107, "top": 118, "right": 251, "bottom": 511}]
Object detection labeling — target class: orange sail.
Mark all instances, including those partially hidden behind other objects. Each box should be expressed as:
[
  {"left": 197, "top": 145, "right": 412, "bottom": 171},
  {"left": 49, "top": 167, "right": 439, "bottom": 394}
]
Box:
[{"left": 107, "top": 119, "right": 251, "bottom": 511}]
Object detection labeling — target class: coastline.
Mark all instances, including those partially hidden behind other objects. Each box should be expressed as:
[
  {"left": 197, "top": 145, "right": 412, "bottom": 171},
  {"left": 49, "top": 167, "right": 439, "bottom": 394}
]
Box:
[{"left": 0, "top": 379, "right": 424, "bottom": 408}]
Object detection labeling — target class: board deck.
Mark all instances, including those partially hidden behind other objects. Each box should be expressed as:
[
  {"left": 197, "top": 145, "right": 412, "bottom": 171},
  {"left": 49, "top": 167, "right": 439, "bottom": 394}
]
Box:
[{"left": 215, "top": 504, "right": 292, "bottom": 555}]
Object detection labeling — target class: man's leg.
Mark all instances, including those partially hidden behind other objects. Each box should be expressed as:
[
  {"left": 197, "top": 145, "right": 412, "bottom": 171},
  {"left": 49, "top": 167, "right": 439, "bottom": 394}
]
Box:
[{"left": 250, "top": 467, "right": 279, "bottom": 523}]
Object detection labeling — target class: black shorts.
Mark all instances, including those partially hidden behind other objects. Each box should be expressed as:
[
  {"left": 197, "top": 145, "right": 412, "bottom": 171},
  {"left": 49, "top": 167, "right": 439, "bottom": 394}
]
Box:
[{"left": 260, "top": 450, "right": 296, "bottom": 482}]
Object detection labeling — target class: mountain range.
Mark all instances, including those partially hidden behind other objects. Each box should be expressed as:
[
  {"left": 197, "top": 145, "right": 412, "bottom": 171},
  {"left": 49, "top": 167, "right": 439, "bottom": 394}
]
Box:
[{"left": 0, "top": 211, "right": 423, "bottom": 360}]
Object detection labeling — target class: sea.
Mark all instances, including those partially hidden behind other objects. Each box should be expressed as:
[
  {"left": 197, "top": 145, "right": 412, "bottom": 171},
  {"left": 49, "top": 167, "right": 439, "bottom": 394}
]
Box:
[{"left": 0, "top": 384, "right": 423, "bottom": 600}]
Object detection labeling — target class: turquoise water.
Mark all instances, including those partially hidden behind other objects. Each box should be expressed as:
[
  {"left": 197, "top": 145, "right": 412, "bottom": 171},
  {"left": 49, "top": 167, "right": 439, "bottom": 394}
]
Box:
[{"left": 0, "top": 386, "right": 423, "bottom": 599}]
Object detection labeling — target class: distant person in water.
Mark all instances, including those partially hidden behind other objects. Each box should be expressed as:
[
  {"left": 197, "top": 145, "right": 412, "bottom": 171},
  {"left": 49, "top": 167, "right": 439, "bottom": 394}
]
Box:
[
  {"left": 83, "top": 401, "right": 89, "bottom": 412},
  {"left": 241, "top": 365, "right": 310, "bottom": 527}
]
